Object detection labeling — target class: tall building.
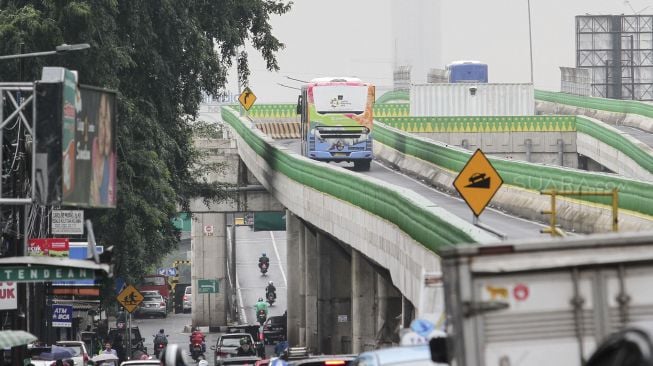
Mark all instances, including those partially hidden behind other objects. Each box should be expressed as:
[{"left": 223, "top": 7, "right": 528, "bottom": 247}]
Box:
[{"left": 391, "top": 0, "right": 442, "bottom": 84}]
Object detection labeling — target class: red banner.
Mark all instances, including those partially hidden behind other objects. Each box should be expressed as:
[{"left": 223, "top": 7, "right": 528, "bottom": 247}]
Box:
[{"left": 27, "top": 238, "right": 70, "bottom": 257}]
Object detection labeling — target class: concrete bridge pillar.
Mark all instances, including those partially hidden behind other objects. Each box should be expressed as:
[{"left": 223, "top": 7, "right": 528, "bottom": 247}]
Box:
[
  {"left": 305, "top": 227, "right": 319, "bottom": 352},
  {"left": 286, "top": 210, "right": 303, "bottom": 346},
  {"left": 191, "top": 213, "right": 227, "bottom": 327},
  {"left": 317, "top": 233, "right": 352, "bottom": 354},
  {"left": 352, "top": 251, "right": 377, "bottom": 353},
  {"left": 297, "top": 222, "right": 307, "bottom": 346}
]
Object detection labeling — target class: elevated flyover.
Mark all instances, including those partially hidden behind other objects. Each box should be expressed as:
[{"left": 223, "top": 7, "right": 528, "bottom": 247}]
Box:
[{"left": 214, "top": 100, "right": 653, "bottom": 353}]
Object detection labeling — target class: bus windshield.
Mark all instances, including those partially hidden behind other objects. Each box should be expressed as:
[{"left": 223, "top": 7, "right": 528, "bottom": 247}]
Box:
[{"left": 313, "top": 85, "right": 368, "bottom": 114}]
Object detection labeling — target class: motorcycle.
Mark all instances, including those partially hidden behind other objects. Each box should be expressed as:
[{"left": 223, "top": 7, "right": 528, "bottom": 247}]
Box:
[
  {"left": 266, "top": 291, "right": 276, "bottom": 306},
  {"left": 153, "top": 334, "right": 168, "bottom": 358},
  {"left": 190, "top": 341, "right": 204, "bottom": 362},
  {"left": 259, "top": 262, "right": 268, "bottom": 276},
  {"left": 257, "top": 309, "right": 267, "bottom": 325}
]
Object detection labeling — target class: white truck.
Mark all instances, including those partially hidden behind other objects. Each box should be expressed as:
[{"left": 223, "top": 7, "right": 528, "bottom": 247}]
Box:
[{"left": 439, "top": 231, "right": 653, "bottom": 366}]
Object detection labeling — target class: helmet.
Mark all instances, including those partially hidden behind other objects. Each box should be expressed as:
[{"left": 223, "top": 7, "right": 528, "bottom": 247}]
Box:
[
  {"left": 198, "top": 361, "right": 208, "bottom": 366},
  {"left": 268, "top": 281, "right": 273, "bottom": 286},
  {"left": 261, "top": 253, "right": 267, "bottom": 257},
  {"left": 258, "top": 297, "right": 264, "bottom": 302},
  {"left": 160, "top": 344, "right": 186, "bottom": 366},
  {"left": 159, "top": 329, "right": 165, "bottom": 334},
  {"left": 240, "top": 337, "right": 250, "bottom": 346}
]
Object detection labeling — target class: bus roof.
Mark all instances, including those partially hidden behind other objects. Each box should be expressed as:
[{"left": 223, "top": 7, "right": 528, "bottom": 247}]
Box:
[
  {"left": 447, "top": 60, "right": 485, "bottom": 66},
  {"left": 310, "top": 77, "right": 362, "bottom": 83}
]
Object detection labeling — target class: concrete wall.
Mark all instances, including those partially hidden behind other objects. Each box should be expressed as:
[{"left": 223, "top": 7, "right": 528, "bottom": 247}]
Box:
[{"left": 418, "top": 131, "right": 577, "bottom": 167}]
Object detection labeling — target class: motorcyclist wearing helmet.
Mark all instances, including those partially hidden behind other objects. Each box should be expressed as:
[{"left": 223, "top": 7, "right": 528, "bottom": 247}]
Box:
[
  {"left": 235, "top": 338, "right": 257, "bottom": 357},
  {"left": 258, "top": 253, "right": 269, "bottom": 270},
  {"left": 266, "top": 281, "right": 276, "bottom": 299},
  {"left": 154, "top": 329, "right": 168, "bottom": 346},
  {"left": 159, "top": 344, "right": 186, "bottom": 366},
  {"left": 255, "top": 297, "right": 269, "bottom": 315},
  {"left": 189, "top": 326, "right": 206, "bottom": 353}
]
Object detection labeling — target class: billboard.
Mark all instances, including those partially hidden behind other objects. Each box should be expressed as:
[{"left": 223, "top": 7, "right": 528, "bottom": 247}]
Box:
[{"left": 36, "top": 70, "right": 117, "bottom": 208}]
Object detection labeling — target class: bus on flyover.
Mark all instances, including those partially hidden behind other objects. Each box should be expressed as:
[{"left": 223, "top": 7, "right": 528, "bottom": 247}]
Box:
[{"left": 296, "top": 77, "right": 375, "bottom": 171}]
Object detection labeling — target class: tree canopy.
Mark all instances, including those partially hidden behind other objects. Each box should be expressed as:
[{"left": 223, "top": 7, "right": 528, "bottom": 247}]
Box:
[{"left": 0, "top": 0, "right": 292, "bottom": 284}]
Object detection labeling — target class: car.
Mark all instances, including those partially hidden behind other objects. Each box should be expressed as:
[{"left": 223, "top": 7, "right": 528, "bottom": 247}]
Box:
[
  {"left": 140, "top": 290, "right": 161, "bottom": 298},
  {"left": 220, "top": 356, "right": 261, "bottom": 366},
  {"left": 182, "top": 286, "right": 192, "bottom": 313},
  {"left": 107, "top": 327, "right": 146, "bottom": 354},
  {"left": 288, "top": 355, "right": 357, "bottom": 366},
  {"left": 212, "top": 333, "right": 255, "bottom": 366},
  {"left": 262, "top": 316, "right": 287, "bottom": 344},
  {"left": 353, "top": 345, "right": 437, "bottom": 366},
  {"left": 224, "top": 325, "right": 265, "bottom": 357},
  {"left": 135, "top": 293, "right": 167, "bottom": 318},
  {"left": 120, "top": 361, "right": 160, "bottom": 366},
  {"left": 55, "top": 341, "right": 89, "bottom": 366}
]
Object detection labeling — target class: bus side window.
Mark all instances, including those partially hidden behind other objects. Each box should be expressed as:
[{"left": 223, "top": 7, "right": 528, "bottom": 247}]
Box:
[{"left": 296, "top": 95, "right": 302, "bottom": 115}]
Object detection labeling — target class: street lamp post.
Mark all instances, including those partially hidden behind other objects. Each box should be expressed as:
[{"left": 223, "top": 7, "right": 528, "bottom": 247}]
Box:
[
  {"left": 527, "top": 0, "right": 534, "bottom": 84},
  {"left": 0, "top": 43, "right": 90, "bottom": 60}
]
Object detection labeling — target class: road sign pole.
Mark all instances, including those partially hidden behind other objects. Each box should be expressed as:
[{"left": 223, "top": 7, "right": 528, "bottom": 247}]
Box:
[
  {"left": 128, "top": 312, "right": 132, "bottom": 360},
  {"left": 208, "top": 293, "right": 212, "bottom": 328}
]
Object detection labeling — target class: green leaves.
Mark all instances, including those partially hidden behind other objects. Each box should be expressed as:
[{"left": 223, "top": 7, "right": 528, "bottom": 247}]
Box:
[{"left": 0, "top": 0, "right": 291, "bottom": 285}]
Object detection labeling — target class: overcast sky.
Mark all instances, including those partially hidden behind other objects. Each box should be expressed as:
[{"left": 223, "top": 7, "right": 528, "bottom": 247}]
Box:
[{"left": 222, "top": 0, "right": 652, "bottom": 103}]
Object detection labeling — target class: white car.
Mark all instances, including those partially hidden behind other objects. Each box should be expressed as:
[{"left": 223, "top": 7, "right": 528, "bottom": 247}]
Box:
[
  {"left": 183, "top": 286, "right": 192, "bottom": 313},
  {"left": 55, "top": 341, "right": 89, "bottom": 366},
  {"left": 120, "top": 361, "right": 160, "bottom": 366}
]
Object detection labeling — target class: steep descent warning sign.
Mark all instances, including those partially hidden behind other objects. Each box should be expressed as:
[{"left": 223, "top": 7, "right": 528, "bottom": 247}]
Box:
[{"left": 453, "top": 149, "right": 503, "bottom": 217}]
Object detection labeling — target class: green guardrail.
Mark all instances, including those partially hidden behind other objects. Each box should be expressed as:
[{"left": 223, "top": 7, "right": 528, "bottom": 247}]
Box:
[
  {"left": 375, "top": 122, "right": 653, "bottom": 217},
  {"left": 221, "top": 106, "right": 485, "bottom": 251},
  {"left": 376, "top": 115, "right": 653, "bottom": 177},
  {"left": 576, "top": 116, "right": 653, "bottom": 176},
  {"left": 376, "top": 90, "right": 410, "bottom": 104},
  {"left": 535, "top": 90, "right": 653, "bottom": 119}
]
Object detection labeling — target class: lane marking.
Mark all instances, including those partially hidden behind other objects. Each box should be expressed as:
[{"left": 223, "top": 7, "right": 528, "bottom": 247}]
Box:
[
  {"left": 228, "top": 228, "right": 248, "bottom": 324},
  {"left": 270, "top": 232, "right": 288, "bottom": 287},
  {"left": 372, "top": 160, "right": 550, "bottom": 230}
]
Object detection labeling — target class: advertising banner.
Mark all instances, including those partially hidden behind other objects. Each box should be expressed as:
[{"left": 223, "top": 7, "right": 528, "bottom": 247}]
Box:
[
  {"left": 52, "top": 305, "right": 73, "bottom": 327},
  {"left": 28, "top": 238, "right": 49, "bottom": 256},
  {"left": 27, "top": 238, "right": 70, "bottom": 257},
  {"left": 0, "top": 282, "right": 17, "bottom": 310},
  {"left": 48, "top": 238, "right": 70, "bottom": 257},
  {"left": 35, "top": 70, "right": 117, "bottom": 208}
]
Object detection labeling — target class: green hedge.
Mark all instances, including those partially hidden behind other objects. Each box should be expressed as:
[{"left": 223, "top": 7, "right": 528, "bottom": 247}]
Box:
[
  {"left": 221, "top": 106, "right": 485, "bottom": 251},
  {"left": 374, "top": 123, "right": 653, "bottom": 216}
]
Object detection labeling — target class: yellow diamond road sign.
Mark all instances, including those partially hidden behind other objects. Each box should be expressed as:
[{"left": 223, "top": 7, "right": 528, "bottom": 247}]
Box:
[
  {"left": 117, "top": 285, "right": 144, "bottom": 313},
  {"left": 453, "top": 149, "right": 504, "bottom": 217},
  {"left": 238, "top": 87, "right": 257, "bottom": 111}
]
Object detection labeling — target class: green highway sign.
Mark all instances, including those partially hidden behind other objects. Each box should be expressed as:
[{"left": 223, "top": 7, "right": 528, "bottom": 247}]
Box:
[
  {"left": 0, "top": 267, "right": 95, "bottom": 282},
  {"left": 198, "top": 279, "right": 218, "bottom": 294}
]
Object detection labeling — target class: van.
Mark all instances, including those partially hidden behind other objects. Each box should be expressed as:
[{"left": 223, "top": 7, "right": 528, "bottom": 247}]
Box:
[{"left": 354, "top": 345, "right": 439, "bottom": 366}]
